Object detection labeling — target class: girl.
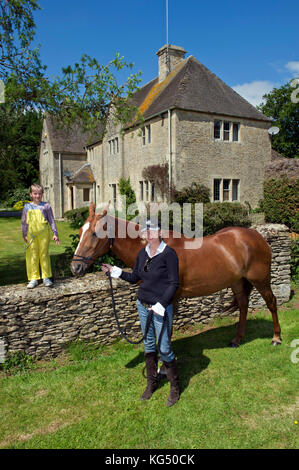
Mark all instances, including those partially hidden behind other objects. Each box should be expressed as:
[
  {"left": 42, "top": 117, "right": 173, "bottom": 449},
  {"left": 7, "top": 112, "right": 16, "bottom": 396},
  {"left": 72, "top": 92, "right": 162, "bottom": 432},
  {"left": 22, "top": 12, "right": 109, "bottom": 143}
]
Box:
[{"left": 21, "top": 184, "right": 59, "bottom": 288}]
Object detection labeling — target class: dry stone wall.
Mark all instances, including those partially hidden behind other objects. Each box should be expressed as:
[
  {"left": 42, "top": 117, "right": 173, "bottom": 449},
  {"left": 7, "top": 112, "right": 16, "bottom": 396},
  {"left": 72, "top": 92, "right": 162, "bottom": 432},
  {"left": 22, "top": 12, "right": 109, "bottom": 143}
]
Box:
[{"left": 0, "top": 224, "right": 291, "bottom": 360}]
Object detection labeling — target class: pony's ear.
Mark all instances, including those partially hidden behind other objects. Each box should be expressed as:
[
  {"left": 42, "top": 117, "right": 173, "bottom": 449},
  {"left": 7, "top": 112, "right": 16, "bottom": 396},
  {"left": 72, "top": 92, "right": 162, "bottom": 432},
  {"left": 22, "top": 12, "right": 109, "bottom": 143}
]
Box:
[
  {"left": 95, "top": 201, "right": 110, "bottom": 218},
  {"left": 102, "top": 201, "right": 110, "bottom": 215},
  {"left": 89, "top": 202, "right": 96, "bottom": 216}
]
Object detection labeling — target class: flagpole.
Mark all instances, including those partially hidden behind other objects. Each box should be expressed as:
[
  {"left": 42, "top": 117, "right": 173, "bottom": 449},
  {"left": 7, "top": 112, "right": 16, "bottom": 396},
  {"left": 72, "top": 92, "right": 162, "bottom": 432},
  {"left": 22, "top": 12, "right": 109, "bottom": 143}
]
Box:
[{"left": 166, "top": 0, "right": 170, "bottom": 72}]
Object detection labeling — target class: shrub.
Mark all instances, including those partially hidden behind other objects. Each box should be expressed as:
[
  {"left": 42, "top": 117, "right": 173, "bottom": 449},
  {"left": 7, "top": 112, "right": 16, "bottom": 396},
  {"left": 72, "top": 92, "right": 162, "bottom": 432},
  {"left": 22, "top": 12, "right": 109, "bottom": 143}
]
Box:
[
  {"left": 203, "top": 202, "right": 251, "bottom": 235},
  {"left": 118, "top": 177, "right": 137, "bottom": 220},
  {"left": 261, "top": 176, "right": 299, "bottom": 232},
  {"left": 4, "top": 187, "right": 30, "bottom": 208},
  {"left": 13, "top": 200, "right": 30, "bottom": 211},
  {"left": 173, "top": 182, "right": 211, "bottom": 204},
  {"left": 159, "top": 201, "right": 251, "bottom": 236},
  {"left": 64, "top": 206, "right": 89, "bottom": 229},
  {"left": 165, "top": 183, "right": 249, "bottom": 235}
]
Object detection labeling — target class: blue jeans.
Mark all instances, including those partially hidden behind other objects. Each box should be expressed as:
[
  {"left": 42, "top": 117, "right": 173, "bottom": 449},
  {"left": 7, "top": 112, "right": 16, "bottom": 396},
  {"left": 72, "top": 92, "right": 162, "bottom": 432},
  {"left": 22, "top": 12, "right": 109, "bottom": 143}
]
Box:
[{"left": 137, "top": 299, "right": 175, "bottom": 363}]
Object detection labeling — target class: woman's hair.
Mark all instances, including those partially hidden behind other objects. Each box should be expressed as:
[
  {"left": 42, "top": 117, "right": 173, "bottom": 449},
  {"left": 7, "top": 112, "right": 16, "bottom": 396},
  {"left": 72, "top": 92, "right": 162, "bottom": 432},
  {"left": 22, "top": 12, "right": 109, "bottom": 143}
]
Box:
[{"left": 30, "top": 183, "right": 44, "bottom": 193}]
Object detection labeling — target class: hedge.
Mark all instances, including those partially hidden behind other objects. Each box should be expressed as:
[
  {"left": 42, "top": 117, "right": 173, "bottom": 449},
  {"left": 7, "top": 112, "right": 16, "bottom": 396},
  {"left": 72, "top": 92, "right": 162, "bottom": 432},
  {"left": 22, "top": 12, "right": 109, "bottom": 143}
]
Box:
[
  {"left": 64, "top": 206, "right": 89, "bottom": 229},
  {"left": 260, "top": 176, "right": 299, "bottom": 233},
  {"left": 173, "top": 182, "right": 211, "bottom": 204},
  {"left": 202, "top": 202, "right": 251, "bottom": 235}
]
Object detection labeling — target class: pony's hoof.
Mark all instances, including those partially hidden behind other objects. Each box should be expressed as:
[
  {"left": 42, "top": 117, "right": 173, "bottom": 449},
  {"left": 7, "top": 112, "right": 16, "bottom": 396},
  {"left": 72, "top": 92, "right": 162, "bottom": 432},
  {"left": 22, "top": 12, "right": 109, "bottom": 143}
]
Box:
[
  {"left": 229, "top": 342, "right": 239, "bottom": 348},
  {"left": 272, "top": 341, "right": 281, "bottom": 346}
]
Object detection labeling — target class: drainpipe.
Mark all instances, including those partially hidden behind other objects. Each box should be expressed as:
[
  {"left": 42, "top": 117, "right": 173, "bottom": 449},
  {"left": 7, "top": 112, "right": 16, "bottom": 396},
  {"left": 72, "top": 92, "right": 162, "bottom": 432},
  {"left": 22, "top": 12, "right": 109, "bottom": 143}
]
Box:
[
  {"left": 168, "top": 109, "right": 172, "bottom": 196},
  {"left": 59, "top": 152, "right": 63, "bottom": 218},
  {"left": 93, "top": 182, "right": 96, "bottom": 207}
]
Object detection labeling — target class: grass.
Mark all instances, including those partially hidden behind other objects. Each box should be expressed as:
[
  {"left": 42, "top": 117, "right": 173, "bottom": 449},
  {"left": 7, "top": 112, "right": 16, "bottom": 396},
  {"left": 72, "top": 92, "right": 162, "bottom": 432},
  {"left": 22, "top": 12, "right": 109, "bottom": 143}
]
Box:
[
  {"left": 0, "top": 283, "right": 298, "bottom": 449},
  {"left": 0, "top": 216, "right": 298, "bottom": 449},
  {"left": 0, "top": 217, "right": 76, "bottom": 285}
]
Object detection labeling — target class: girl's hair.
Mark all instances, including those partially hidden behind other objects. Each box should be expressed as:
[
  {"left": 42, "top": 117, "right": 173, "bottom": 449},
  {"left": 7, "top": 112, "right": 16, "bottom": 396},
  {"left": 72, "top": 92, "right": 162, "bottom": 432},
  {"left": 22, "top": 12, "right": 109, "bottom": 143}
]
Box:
[{"left": 30, "top": 183, "right": 43, "bottom": 193}]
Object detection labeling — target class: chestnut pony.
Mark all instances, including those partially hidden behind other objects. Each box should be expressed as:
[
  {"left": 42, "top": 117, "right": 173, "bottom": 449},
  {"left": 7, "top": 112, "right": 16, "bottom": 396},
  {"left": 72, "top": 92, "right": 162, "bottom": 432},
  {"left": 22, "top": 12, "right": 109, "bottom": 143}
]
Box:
[{"left": 70, "top": 202, "right": 282, "bottom": 347}]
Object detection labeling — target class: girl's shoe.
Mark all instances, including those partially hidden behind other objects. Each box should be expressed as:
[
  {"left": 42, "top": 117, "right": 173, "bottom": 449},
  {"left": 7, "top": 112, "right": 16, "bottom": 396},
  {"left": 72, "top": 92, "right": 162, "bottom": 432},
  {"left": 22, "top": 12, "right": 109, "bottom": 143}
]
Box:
[
  {"left": 43, "top": 278, "right": 53, "bottom": 287},
  {"left": 27, "top": 280, "right": 38, "bottom": 289}
]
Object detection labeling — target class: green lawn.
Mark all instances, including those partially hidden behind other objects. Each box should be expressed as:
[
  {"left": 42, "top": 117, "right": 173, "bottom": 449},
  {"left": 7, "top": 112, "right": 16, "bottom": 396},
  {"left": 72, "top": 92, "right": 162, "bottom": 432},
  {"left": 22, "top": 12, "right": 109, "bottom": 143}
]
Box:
[
  {"left": 0, "top": 217, "right": 76, "bottom": 285},
  {"left": 1, "top": 216, "right": 298, "bottom": 449},
  {"left": 0, "top": 284, "right": 298, "bottom": 449}
]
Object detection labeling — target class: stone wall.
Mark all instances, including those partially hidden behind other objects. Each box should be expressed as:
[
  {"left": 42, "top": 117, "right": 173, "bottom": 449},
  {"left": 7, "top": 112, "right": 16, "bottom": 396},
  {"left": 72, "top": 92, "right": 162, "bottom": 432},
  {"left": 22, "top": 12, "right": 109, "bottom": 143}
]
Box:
[{"left": 0, "top": 225, "right": 291, "bottom": 360}]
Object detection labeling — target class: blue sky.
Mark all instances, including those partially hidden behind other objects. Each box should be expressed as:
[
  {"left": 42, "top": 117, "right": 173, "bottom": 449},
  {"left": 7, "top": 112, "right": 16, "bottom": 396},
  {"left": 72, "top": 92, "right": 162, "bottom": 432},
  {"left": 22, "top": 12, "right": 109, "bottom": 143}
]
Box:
[{"left": 34, "top": 0, "right": 299, "bottom": 107}]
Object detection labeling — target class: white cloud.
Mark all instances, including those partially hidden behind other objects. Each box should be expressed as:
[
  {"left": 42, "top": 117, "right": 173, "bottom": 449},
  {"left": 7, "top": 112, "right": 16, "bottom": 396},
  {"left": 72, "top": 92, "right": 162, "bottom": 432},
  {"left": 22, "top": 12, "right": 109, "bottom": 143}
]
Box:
[
  {"left": 285, "top": 61, "right": 299, "bottom": 76},
  {"left": 232, "top": 60, "right": 299, "bottom": 107},
  {"left": 232, "top": 80, "right": 275, "bottom": 107}
]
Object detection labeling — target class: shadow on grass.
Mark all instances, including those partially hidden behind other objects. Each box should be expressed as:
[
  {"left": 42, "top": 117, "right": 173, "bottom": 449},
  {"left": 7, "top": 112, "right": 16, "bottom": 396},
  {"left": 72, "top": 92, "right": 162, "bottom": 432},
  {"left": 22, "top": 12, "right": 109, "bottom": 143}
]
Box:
[
  {"left": 125, "top": 317, "right": 274, "bottom": 396},
  {"left": 0, "top": 253, "right": 72, "bottom": 286},
  {"left": 0, "top": 256, "right": 27, "bottom": 286}
]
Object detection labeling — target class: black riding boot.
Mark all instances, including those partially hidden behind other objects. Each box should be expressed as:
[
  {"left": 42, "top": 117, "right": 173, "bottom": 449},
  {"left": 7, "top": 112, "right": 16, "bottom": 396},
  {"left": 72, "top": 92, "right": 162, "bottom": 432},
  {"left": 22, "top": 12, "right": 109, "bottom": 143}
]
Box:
[
  {"left": 140, "top": 352, "right": 158, "bottom": 401},
  {"left": 164, "top": 359, "right": 180, "bottom": 407}
]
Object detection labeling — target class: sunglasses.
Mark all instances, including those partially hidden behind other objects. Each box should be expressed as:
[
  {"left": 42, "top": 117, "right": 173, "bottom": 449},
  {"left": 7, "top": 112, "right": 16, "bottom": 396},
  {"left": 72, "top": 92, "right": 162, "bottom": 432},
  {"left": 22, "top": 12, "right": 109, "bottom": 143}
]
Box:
[{"left": 143, "top": 257, "right": 153, "bottom": 272}]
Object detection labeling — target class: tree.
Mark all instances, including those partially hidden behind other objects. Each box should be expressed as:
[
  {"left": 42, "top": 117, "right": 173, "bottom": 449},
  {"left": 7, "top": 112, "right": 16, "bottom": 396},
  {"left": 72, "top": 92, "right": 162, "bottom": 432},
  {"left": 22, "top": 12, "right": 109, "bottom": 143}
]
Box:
[
  {"left": 118, "top": 177, "right": 137, "bottom": 220},
  {"left": 257, "top": 82, "right": 299, "bottom": 159},
  {"left": 0, "top": 103, "right": 42, "bottom": 201},
  {"left": 0, "top": 0, "right": 142, "bottom": 203},
  {"left": 0, "top": 0, "right": 142, "bottom": 134}
]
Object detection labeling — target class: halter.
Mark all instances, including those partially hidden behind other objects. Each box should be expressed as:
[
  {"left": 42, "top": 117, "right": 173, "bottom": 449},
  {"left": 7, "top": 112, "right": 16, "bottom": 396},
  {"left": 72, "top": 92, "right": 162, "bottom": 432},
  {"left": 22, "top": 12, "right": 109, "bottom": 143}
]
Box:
[{"left": 72, "top": 235, "right": 114, "bottom": 265}]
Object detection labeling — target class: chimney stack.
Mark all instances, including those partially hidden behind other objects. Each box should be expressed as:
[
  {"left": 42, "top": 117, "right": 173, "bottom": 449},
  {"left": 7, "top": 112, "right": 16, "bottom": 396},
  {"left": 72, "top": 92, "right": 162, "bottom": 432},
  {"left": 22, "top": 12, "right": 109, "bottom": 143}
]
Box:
[{"left": 156, "top": 44, "right": 187, "bottom": 82}]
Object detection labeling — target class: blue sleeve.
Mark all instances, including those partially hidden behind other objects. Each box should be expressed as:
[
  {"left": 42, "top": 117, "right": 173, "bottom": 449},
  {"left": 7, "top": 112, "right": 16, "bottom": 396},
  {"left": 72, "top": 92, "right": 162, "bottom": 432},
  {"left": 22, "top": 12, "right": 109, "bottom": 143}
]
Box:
[
  {"left": 44, "top": 203, "right": 58, "bottom": 236},
  {"left": 159, "top": 249, "right": 179, "bottom": 308},
  {"left": 120, "top": 251, "right": 142, "bottom": 284}
]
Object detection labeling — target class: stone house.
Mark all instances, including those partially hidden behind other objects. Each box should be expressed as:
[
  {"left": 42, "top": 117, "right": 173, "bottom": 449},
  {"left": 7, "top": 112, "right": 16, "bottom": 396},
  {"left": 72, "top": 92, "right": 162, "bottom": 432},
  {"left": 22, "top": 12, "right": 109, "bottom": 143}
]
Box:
[
  {"left": 40, "top": 44, "right": 273, "bottom": 216},
  {"left": 39, "top": 116, "right": 94, "bottom": 218}
]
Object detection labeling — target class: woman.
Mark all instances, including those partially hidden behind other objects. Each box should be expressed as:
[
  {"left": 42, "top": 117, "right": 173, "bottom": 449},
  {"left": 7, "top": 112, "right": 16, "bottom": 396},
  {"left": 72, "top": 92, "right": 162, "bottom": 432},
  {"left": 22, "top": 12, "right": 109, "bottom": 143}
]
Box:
[{"left": 102, "top": 220, "right": 180, "bottom": 407}]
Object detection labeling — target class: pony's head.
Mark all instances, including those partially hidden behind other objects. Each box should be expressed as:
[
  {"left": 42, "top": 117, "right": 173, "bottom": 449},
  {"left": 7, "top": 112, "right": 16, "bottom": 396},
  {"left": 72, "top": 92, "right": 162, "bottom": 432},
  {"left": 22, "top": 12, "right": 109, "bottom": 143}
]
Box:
[{"left": 70, "top": 202, "right": 111, "bottom": 277}]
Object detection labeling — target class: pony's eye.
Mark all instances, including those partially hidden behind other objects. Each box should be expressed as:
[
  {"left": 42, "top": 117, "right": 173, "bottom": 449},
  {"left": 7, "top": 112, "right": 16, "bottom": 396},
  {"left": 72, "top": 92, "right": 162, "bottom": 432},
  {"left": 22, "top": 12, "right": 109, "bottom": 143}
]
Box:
[{"left": 92, "top": 232, "right": 97, "bottom": 237}]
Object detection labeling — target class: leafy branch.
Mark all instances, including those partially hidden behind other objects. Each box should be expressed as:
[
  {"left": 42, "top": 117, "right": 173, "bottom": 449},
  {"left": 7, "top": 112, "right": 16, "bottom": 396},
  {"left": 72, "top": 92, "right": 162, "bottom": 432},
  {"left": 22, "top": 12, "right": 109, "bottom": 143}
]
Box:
[{"left": 0, "top": 0, "right": 142, "bottom": 134}]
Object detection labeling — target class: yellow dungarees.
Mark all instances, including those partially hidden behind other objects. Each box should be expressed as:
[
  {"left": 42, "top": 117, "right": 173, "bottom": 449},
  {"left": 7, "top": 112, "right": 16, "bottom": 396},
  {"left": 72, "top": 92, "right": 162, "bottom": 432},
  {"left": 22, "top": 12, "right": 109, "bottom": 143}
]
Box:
[{"left": 24, "top": 204, "right": 53, "bottom": 281}]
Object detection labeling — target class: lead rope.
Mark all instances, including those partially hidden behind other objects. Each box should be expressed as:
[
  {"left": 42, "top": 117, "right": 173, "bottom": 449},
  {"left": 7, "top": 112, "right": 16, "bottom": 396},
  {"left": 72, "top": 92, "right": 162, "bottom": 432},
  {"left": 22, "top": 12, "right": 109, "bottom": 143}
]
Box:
[
  {"left": 106, "top": 271, "right": 172, "bottom": 356},
  {"left": 106, "top": 271, "right": 152, "bottom": 345}
]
